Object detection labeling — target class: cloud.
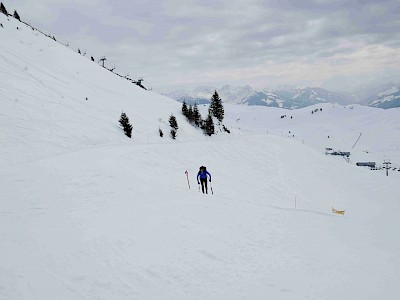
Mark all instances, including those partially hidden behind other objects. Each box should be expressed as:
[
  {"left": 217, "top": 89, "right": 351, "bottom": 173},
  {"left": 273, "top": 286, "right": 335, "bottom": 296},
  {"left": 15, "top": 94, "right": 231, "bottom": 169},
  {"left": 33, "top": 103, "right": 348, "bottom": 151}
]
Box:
[{"left": 10, "top": 0, "right": 400, "bottom": 92}]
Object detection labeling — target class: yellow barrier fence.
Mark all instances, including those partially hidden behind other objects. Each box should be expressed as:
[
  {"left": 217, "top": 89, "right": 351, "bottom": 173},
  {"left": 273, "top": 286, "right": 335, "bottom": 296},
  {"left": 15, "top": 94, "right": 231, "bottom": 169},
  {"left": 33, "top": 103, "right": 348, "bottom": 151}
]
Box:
[{"left": 332, "top": 207, "right": 345, "bottom": 215}]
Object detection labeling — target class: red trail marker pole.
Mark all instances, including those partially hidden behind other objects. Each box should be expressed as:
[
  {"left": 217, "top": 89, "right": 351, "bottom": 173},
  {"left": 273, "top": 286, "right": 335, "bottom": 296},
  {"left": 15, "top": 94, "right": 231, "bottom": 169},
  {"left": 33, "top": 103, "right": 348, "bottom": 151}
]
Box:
[{"left": 185, "top": 170, "right": 190, "bottom": 189}]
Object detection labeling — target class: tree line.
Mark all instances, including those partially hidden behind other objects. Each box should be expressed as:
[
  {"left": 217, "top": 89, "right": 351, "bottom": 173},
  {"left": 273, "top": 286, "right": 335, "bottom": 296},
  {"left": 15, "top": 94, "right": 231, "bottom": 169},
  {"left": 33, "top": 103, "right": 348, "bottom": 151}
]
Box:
[
  {"left": 181, "top": 90, "right": 229, "bottom": 136},
  {"left": 118, "top": 90, "right": 229, "bottom": 140},
  {"left": 119, "top": 112, "right": 180, "bottom": 140}
]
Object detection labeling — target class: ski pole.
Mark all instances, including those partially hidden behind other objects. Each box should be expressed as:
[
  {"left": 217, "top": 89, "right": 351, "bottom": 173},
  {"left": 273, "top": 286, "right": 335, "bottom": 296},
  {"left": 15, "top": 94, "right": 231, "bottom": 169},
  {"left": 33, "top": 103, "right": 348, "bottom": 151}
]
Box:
[
  {"left": 210, "top": 181, "right": 213, "bottom": 195},
  {"left": 185, "top": 170, "right": 190, "bottom": 189}
]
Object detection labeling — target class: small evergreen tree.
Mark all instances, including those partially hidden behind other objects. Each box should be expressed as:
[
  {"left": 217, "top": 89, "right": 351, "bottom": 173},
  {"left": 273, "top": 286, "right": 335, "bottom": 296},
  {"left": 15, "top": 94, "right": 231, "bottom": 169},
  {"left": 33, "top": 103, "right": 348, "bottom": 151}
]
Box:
[
  {"left": 209, "top": 90, "right": 224, "bottom": 122},
  {"left": 119, "top": 112, "right": 133, "bottom": 138},
  {"left": 159, "top": 128, "right": 164, "bottom": 137},
  {"left": 199, "top": 118, "right": 206, "bottom": 130},
  {"left": 181, "top": 101, "right": 188, "bottom": 117},
  {"left": 169, "top": 114, "right": 178, "bottom": 130},
  {"left": 170, "top": 129, "right": 177, "bottom": 139},
  {"left": 187, "top": 104, "right": 194, "bottom": 123},
  {"left": 169, "top": 115, "right": 178, "bottom": 139},
  {"left": 13, "top": 10, "right": 20, "bottom": 21},
  {"left": 0, "top": 3, "right": 8, "bottom": 15},
  {"left": 193, "top": 103, "right": 201, "bottom": 126},
  {"left": 204, "top": 113, "right": 215, "bottom": 136}
]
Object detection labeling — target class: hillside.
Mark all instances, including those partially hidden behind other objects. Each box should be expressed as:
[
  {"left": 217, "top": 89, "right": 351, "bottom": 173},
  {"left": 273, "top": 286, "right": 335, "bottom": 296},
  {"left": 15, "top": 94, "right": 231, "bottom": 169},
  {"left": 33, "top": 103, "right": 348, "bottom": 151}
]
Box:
[
  {"left": 0, "top": 13, "right": 204, "bottom": 167},
  {"left": 223, "top": 103, "right": 400, "bottom": 169},
  {"left": 1, "top": 12, "right": 400, "bottom": 300}
]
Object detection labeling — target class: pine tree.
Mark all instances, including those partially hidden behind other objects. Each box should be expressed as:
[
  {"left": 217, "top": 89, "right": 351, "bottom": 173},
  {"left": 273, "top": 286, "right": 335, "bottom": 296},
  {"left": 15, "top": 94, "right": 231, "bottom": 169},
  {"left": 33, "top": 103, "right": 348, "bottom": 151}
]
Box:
[
  {"left": 181, "top": 101, "right": 188, "bottom": 117},
  {"left": 169, "top": 114, "right": 178, "bottom": 130},
  {"left": 13, "top": 10, "right": 20, "bottom": 21},
  {"left": 170, "top": 129, "right": 177, "bottom": 139},
  {"left": 199, "top": 118, "right": 206, "bottom": 130},
  {"left": 0, "top": 2, "right": 8, "bottom": 15},
  {"left": 119, "top": 112, "right": 133, "bottom": 138},
  {"left": 159, "top": 128, "right": 164, "bottom": 137},
  {"left": 209, "top": 90, "right": 224, "bottom": 122},
  {"left": 169, "top": 115, "right": 178, "bottom": 139},
  {"left": 187, "top": 104, "right": 194, "bottom": 123},
  {"left": 204, "top": 113, "right": 215, "bottom": 136},
  {"left": 193, "top": 103, "right": 201, "bottom": 126}
]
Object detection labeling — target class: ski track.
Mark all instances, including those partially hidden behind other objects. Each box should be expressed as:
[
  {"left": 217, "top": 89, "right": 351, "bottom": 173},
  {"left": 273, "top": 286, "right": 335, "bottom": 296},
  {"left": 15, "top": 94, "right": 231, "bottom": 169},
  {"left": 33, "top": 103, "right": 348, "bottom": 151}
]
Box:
[{"left": 1, "top": 136, "right": 400, "bottom": 299}]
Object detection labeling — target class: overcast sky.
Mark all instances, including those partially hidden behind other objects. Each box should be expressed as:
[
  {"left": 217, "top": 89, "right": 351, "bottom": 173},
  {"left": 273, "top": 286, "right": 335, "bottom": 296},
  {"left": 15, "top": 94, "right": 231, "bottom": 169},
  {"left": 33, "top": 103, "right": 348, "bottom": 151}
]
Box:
[{"left": 8, "top": 0, "right": 400, "bottom": 92}]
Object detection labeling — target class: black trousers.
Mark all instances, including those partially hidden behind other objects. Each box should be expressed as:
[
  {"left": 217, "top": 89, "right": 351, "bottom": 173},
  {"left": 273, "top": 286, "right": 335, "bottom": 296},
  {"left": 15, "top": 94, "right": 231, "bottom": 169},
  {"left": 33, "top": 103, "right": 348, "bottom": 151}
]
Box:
[{"left": 200, "top": 177, "right": 208, "bottom": 194}]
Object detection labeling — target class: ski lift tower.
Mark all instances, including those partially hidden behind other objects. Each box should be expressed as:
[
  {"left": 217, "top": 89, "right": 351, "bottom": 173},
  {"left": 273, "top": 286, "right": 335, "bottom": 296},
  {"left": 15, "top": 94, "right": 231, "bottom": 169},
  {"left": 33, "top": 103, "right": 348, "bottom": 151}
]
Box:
[
  {"left": 136, "top": 77, "right": 144, "bottom": 85},
  {"left": 99, "top": 56, "right": 107, "bottom": 67},
  {"left": 383, "top": 160, "right": 391, "bottom": 177}
]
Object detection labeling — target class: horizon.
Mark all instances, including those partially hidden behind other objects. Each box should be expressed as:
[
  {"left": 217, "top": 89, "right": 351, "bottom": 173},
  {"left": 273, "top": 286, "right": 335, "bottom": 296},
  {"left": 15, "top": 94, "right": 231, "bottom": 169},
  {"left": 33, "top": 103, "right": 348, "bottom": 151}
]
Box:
[
  {"left": 7, "top": 0, "right": 400, "bottom": 93},
  {"left": 161, "top": 81, "right": 399, "bottom": 95}
]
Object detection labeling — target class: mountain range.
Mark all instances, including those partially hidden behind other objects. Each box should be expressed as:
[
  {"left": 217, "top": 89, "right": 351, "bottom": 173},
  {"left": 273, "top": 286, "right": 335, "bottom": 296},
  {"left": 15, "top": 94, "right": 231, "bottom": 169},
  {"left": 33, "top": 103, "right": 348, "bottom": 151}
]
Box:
[
  {"left": 164, "top": 84, "right": 400, "bottom": 109},
  {"left": 361, "top": 85, "right": 400, "bottom": 109}
]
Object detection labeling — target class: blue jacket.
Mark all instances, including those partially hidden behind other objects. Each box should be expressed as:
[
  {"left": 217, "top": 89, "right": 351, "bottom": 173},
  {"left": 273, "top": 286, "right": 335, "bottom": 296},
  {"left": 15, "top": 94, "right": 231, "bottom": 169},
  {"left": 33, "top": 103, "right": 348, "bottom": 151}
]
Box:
[{"left": 197, "top": 170, "right": 211, "bottom": 181}]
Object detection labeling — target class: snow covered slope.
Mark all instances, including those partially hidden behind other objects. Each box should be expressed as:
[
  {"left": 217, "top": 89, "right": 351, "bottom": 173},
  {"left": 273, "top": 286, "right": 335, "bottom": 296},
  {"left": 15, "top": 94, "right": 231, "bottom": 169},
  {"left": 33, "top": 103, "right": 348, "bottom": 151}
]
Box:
[
  {"left": 1, "top": 13, "right": 400, "bottom": 300},
  {"left": 224, "top": 103, "right": 400, "bottom": 170},
  {"left": 0, "top": 13, "right": 201, "bottom": 167}
]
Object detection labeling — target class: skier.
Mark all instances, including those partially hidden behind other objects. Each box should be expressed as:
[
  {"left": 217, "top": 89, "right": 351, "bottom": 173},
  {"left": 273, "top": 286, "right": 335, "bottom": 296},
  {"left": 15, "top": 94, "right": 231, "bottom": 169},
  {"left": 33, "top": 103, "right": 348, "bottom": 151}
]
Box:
[{"left": 197, "top": 166, "right": 211, "bottom": 194}]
